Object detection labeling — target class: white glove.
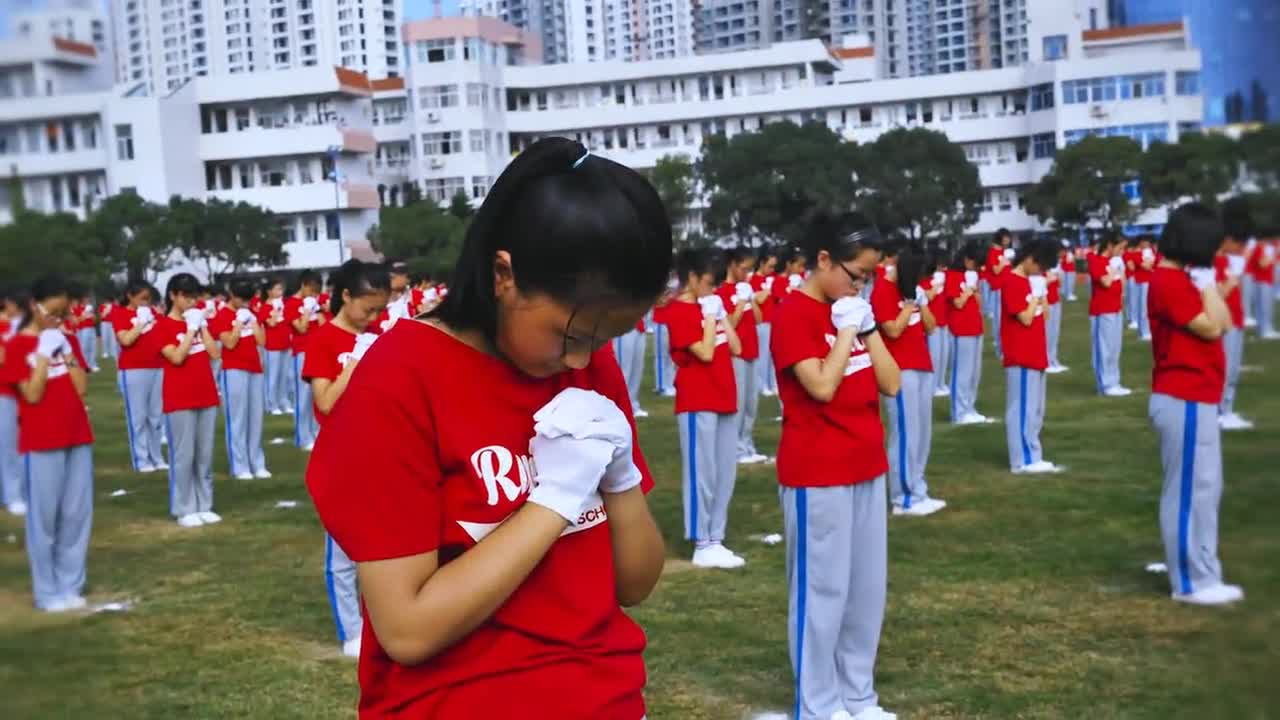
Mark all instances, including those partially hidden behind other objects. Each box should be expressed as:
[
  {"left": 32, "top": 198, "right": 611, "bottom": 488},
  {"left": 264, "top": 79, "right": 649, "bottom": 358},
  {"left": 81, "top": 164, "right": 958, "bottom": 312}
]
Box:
[
  {"left": 932, "top": 271, "right": 946, "bottom": 288},
  {"left": 532, "top": 388, "right": 639, "bottom": 495},
  {"left": 914, "top": 286, "right": 929, "bottom": 306},
  {"left": 527, "top": 434, "right": 613, "bottom": 522},
  {"left": 1265, "top": 244, "right": 1276, "bottom": 260},
  {"left": 1003, "top": 248, "right": 1016, "bottom": 260},
  {"left": 883, "top": 265, "right": 896, "bottom": 281},
  {"left": 270, "top": 298, "right": 284, "bottom": 311},
  {"left": 788, "top": 273, "right": 804, "bottom": 289},
  {"left": 1108, "top": 256, "right": 1125, "bottom": 275},
  {"left": 183, "top": 308, "right": 205, "bottom": 331},
  {"left": 235, "top": 308, "right": 255, "bottom": 326},
  {"left": 349, "top": 332, "right": 378, "bottom": 362},
  {"left": 1142, "top": 247, "right": 1155, "bottom": 262},
  {"left": 763, "top": 276, "right": 775, "bottom": 292},
  {"left": 387, "top": 299, "right": 411, "bottom": 320},
  {"left": 734, "top": 282, "right": 753, "bottom": 303},
  {"left": 698, "top": 295, "right": 723, "bottom": 319},
  {"left": 964, "top": 270, "right": 978, "bottom": 289},
  {"left": 203, "top": 304, "right": 217, "bottom": 319},
  {"left": 423, "top": 287, "right": 439, "bottom": 303},
  {"left": 831, "top": 296, "right": 874, "bottom": 333},
  {"left": 1188, "top": 267, "right": 1217, "bottom": 291},
  {"left": 135, "top": 305, "right": 155, "bottom": 326},
  {"left": 1029, "top": 275, "right": 1048, "bottom": 298},
  {"left": 36, "top": 329, "right": 66, "bottom": 359},
  {"left": 1227, "top": 254, "right": 1246, "bottom": 277}
]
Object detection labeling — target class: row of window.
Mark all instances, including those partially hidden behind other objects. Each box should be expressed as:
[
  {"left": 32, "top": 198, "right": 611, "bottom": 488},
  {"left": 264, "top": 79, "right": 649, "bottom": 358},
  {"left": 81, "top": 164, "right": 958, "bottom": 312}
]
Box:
[
  {"left": 0, "top": 120, "right": 100, "bottom": 155},
  {"left": 1063, "top": 123, "right": 1169, "bottom": 150},
  {"left": 1062, "top": 73, "right": 1166, "bottom": 104},
  {"left": 414, "top": 38, "right": 507, "bottom": 65}
]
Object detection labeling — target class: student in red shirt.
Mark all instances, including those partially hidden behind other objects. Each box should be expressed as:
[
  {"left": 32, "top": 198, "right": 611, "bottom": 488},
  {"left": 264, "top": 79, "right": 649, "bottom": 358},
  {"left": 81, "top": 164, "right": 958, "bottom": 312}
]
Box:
[
  {"left": 70, "top": 289, "right": 99, "bottom": 372},
  {"left": 305, "top": 139, "right": 667, "bottom": 718},
  {"left": 258, "top": 278, "right": 293, "bottom": 416},
  {"left": 1089, "top": 234, "right": 1130, "bottom": 396},
  {"left": 155, "top": 273, "right": 222, "bottom": 528},
  {"left": 1001, "top": 239, "right": 1061, "bottom": 474},
  {"left": 670, "top": 247, "right": 744, "bottom": 568},
  {"left": 302, "top": 260, "right": 390, "bottom": 659},
  {"left": 113, "top": 281, "right": 167, "bottom": 473},
  {"left": 650, "top": 276, "right": 678, "bottom": 397},
  {"left": 924, "top": 248, "right": 951, "bottom": 398},
  {"left": 947, "top": 242, "right": 992, "bottom": 424},
  {"left": 1060, "top": 239, "right": 1078, "bottom": 302},
  {"left": 1131, "top": 234, "right": 1158, "bottom": 340},
  {"left": 1247, "top": 231, "right": 1277, "bottom": 338},
  {"left": 1216, "top": 198, "right": 1253, "bottom": 431},
  {"left": 212, "top": 280, "right": 271, "bottom": 481},
  {"left": 1044, "top": 250, "right": 1068, "bottom": 374},
  {"left": 286, "top": 271, "right": 325, "bottom": 450},
  {"left": 97, "top": 295, "right": 117, "bottom": 362},
  {"left": 0, "top": 288, "right": 25, "bottom": 516},
  {"left": 613, "top": 313, "right": 649, "bottom": 419},
  {"left": 717, "top": 245, "right": 767, "bottom": 464},
  {"left": 986, "top": 229, "right": 1014, "bottom": 358},
  {"left": 3, "top": 275, "right": 94, "bottom": 612},
  {"left": 769, "top": 211, "right": 900, "bottom": 720},
  {"left": 872, "top": 240, "right": 941, "bottom": 517},
  {"left": 1148, "top": 203, "right": 1242, "bottom": 606},
  {"left": 752, "top": 246, "right": 781, "bottom": 397}
]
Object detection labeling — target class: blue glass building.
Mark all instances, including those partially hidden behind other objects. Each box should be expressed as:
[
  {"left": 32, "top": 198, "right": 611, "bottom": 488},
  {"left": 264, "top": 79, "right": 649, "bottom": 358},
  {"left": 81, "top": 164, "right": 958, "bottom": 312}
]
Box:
[{"left": 1108, "top": 0, "right": 1279, "bottom": 125}]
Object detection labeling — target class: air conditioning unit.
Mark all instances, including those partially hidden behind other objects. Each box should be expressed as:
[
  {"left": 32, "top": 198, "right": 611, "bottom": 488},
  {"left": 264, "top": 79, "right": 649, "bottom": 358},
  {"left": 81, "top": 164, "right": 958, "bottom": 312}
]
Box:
[
  {"left": 429, "top": 157, "right": 445, "bottom": 169},
  {"left": 1089, "top": 104, "right": 1107, "bottom": 118},
  {"left": 426, "top": 111, "right": 441, "bottom": 123}
]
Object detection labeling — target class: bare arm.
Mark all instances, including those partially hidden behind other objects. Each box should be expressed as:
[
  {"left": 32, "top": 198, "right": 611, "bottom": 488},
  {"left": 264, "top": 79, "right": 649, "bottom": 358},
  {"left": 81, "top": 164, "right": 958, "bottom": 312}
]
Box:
[
  {"left": 357, "top": 503, "right": 570, "bottom": 666},
  {"left": 722, "top": 315, "right": 742, "bottom": 357},
  {"left": 686, "top": 317, "right": 719, "bottom": 363},
  {"left": 790, "top": 327, "right": 857, "bottom": 403},
  {"left": 219, "top": 324, "right": 241, "bottom": 351},
  {"left": 68, "top": 365, "right": 88, "bottom": 397},
  {"left": 201, "top": 327, "right": 220, "bottom": 361},
  {"left": 603, "top": 486, "right": 664, "bottom": 606},
  {"left": 920, "top": 301, "right": 937, "bottom": 333},
  {"left": 863, "top": 331, "right": 901, "bottom": 396},
  {"left": 160, "top": 330, "right": 196, "bottom": 365},
  {"left": 1186, "top": 287, "right": 1231, "bottom": 340},
  {"left": 1014, "top": 297, "right": 1041, "bottom": 326},
  {"left": 952, "top": 287, "right": 974, "bottom": 310},
  {"left": 16, "top": 356, "right": 51, "bottom": 404},
  {"left": 116, "top": 323, "right": 145, "bottom": 347},
  {"left": 310, "top": 362, "right": 360, "bottom": 416},
  {"left": 878, "top": 304, "right": 918, "bottom": 340}
]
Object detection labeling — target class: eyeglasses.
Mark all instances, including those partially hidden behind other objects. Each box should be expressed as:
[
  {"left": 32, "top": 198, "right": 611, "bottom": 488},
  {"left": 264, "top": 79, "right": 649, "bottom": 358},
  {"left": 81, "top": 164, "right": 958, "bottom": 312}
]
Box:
[{"left": 838, "top": 262, "right": 867, "bottom": 286}]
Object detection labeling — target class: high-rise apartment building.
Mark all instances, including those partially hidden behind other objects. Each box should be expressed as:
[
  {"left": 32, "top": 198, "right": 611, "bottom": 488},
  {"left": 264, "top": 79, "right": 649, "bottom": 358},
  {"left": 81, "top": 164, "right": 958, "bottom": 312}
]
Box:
[
  {"left": 461, "top": 0, "right": 695, "bottom": 63},
  {"left": 11, "top": 0, "right": 109, "bottom": 55},
  {"left": 111, "top": 0, "right": 404, "bottom": 95}
]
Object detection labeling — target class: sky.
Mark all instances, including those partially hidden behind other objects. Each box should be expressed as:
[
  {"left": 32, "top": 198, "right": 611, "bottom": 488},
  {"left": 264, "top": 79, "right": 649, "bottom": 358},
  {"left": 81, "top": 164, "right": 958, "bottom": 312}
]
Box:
[{"left": 0, "top": 0, "right": 461, "bottom": 38}]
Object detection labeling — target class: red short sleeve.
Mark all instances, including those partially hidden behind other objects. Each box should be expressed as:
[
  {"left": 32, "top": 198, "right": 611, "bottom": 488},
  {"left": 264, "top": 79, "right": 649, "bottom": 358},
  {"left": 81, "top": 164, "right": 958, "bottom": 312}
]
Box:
[
  {"left": 110, "top": 312, "right": 132, "bottom": 334},
  {"left": 870, "top": 280, "right": 900, "bottom": 324},
  {"left": 771, "top": 302, "right": 826, "bottom": 372},
  {"left": 1003, "top": 279, "right": 1029, "bottom": 316},
  {"left": 301, "top": 332, "right": 341, "bottom": 382},
  {"left": 666, "top": 302, "right": 704, "bottom": 351},
  {"left": 306, "top": 351, "right": 444, "bottom": 562},
  {"left": 1162, "top": 274, "right": 1205, "bottom": 328},
  {"left": 208, "top": 310, "right": 231, "bottom": 342}
]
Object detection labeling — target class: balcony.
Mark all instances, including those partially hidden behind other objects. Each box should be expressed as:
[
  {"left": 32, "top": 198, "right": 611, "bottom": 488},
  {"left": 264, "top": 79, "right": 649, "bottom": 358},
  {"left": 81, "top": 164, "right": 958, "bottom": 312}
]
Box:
[
  {"left": 200, "top": 123, "right": 374, "bottom": 161},
  {"left": 207, "top": 181, "right": 380, "bottom": 214},
  {"left": 3, "top": 147, "right": 109, "bottom": 177}
]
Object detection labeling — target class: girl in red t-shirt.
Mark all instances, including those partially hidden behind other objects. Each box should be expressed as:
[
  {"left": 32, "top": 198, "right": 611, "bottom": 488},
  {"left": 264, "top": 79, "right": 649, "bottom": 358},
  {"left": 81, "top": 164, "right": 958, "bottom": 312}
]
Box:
[
  {"left": 752, "top": 246, "right": 781, "bottom": 397},
  {"left": 4, "top": 275, "right": 95, "bottom": 611},
  {"left": 769, "top": 210, "right": 901, "bottom": 720},
  {"left": 650, "top": 276, "right": 678, "bottom": 397},
  {"left": 670, "top": 247, "right": 744, "bottom": 568},
  {"left": 924, "top": 249, "right": 951, "bottom": 398},
  {"left": 1148, "top": 203, "right": 1242, "bottom": 606},
  {"left": 1089, "top": 234, "right": 1130, "bottom": 396},
  {"left": 946, "top": 242, "right": 992, "bottom": 423},
  {"left": 0, "top": 290, "right": 25, "bottom": 515},
  {"left": 1060, "top": 239, "right": 1078, "bottom": 302},
  {"left": 113, "top": 281, "right": 167, "bottom": 473},
  {"left": 305, "top": 138, "right": 668, "bottom": 719},
  {"left": 212, "top": 279, "right": 271, "bottom": 481},
  {"left": 1216, "top": 198, "right": 1252, "bottom": 430},
  {"left": 258, "top": 278, "right": 293, "bottom": 416},
  {"left": 718, "top": 245, "right": 767, "bottom": 464},
  {"left": 156, "top": 273, "right": 222, "bottom": 528},
  {"left": 871, "top": 240, "right": 941, "bottom": 516},
  {"left": 301, "top": 260, "right": 390, "bottom": 659},
  {"left": 1000, "top": 239, "right": 1061, "bottom": 474}
]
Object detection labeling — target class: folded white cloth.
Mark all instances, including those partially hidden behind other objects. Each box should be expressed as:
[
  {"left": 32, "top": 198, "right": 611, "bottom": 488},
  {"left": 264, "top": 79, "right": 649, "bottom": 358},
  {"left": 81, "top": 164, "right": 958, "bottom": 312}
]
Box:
[
  {"left": 135, "top": 305, "right": 155, "bottom": 325},
  {"left": 1188, "top": 267, "right": 1217, "bottom": 291},
  {"left": 788, "top": 273, "right": 804, "bottom": 289},
  {"left": 1003, "top": 248, "right": 1015, "bottom": 260},
  {"left": 270, "top": 297, "right": 284, "bottom": 311},
  {"left": 964, "top": 270, "right": 979, "bottom": 289},
  {"left": 932, "top": 271, "right": 946, "bottom": 288},
  {"left": 913, "top": 286, "right": 929, "bottom": 306},
  {"left": 1029, "top": 275, "right": 1048, "bottom": 298},
  {"left": 832, "top": 296, "right": 875, "bottom": 333},
  {"left": 302, "top": 296, "right": 320, "bottom": 315},
  {"left": 235, "top": 308, "right": 255, "bottom": 326},
  {"left": 1227, "top": 254, "right": 1246, "bottom": 277},
  {"left": 532, "top": 388, "right": 632, "bottom": 448},
  {"left": 734, "top": 282, "right": 753, "bottom": 303},
  {"left": 1108, "top": 256, "right": 1125, "bottom": 275},
  {"left": 1142, "top": 247, "right": 1156, "bottom": 262},
  {"left": 350, "top": 332, "right": 379, "bottom": 362},
  {"left": 182, "top": 308, "right": 206, "bottom": 331},
  {"left": 36, "top": 329, "right": 67, "bottom": 360},
  {"left": 698, "top": 295, "right": 724, "bottom": 320}
]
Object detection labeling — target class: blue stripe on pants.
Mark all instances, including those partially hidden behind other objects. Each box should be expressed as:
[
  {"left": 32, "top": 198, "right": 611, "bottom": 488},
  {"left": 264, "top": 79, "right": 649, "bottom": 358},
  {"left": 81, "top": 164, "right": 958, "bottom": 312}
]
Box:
[
  {"left": 949, "top": 335, "right": 959, "bottom": 420},
  {"left": 792, "top": 487, "right": 808, "bottom": 720},
  {"left": 221, "top": 372, "right": 237, "bottom": 472},
  {"left": 165, "top": 416, "right": 175, "bottom": 515},
  {"left": 1091, "top": 316, "right": 1103, "bottom": 393},
  {"left": 293, "top": 356, "right": 302, "bottom": 448},
  {"left": 655, "top": 326, "right": 664, "bottom": 390},
  {"left": 1177, "top": 402, "right": 1197, "bottom": 595},
  {"left": 895, "top": 392, "right": 910, "bottom": 508},
  {"left": 686, "top": 413, "right": 698, "bottom": 540},
  {"left": 121, "top": 373, "right": 140, "bottom": 471},
  {"left": 324, "top": 536, "right": 347, "bottom": 642},
  {"left": 1019, "top": 368, "right": 1032, "bottom": 467}
]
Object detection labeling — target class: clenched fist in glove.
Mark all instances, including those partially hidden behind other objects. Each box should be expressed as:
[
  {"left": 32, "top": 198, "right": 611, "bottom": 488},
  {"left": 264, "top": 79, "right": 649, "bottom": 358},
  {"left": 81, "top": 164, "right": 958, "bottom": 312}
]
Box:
[
  {"left": 1029, "top": 275, "right": 1048, "bottom": 299},
  {"left": 183, "top": 308, "right": 206, "bottom": 332},
  {"left": 36, "top": 329, "right": 68, "bottom": 360},
  {"left": 788, "top": 273, "right": 804, "bottom": 289},
  {"left": 1188, "top": 267, "right": 1217, "bottom": 291},
  {"left": 698, "top": 295, "right": 725, "bottom": 320},
  {"left": 528, "top": 388, "right": 637, "bottom": 521},
  {"left": 734, "top": 282, "right": 753, "bottom": 304},
  {"left": 964, "top": 270, "right": 979, "bottom": 289},
  {"left": 135, "top": 305, "right": 155, "bottom": 326},
  {"left": 913, "top": 286, "right": 929, "bottom": 307},
  {"left": 235, "top": 308, "right": 255, "bottom": 326},
  {"left": 302, "top": 296, "right": 320, "bottom": 316},
  {"left": 831, "top": 296, "right": 876, "bottom": 334},
  {"left": 349, "top": 332, "right": 379, "bottom": 363},
  {"left": 532, "top": 388, "right": 640, "bottom": 495}
]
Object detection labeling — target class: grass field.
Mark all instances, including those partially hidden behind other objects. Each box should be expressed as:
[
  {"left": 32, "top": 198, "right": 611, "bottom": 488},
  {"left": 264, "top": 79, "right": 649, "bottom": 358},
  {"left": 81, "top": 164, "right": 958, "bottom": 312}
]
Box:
[{"left": 1, "top": 299, "right": 1278, "bottom": 719}]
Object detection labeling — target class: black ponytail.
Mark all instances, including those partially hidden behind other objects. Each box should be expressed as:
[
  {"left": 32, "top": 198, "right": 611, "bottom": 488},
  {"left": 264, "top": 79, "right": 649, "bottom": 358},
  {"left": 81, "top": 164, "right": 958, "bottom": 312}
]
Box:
[
  {"left": 429, "top": 136, "right": 673, "bottom": 344},
  {"left": 798, "top": 209, "right": 882, "bottom": 270},
  {"left": 329, "top": 260, "right": 390, "bottom": 315},
  {"left": 895, "top": 241, "right": 927, "bottom": 298}
]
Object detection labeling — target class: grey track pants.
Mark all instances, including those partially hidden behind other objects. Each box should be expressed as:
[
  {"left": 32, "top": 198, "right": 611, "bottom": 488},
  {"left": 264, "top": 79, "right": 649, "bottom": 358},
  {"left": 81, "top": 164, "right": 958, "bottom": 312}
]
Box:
[
  {"left": 677, "top": 411, "right": 737, "bottom": 544},
  {"left": 781, "top": 476, "right": 887, "bottom": 720},
  {"left": 885, "top": 370, "right": 933, "bottom": 508},
  {"left": 120, "top": 368, "right": 165, "bottom": 470},
  {"left": 1005, "top": 367, "right": 1047, "bottom": 471},
  {"left": 324, "top": 533, "right": 363, "bottom": 644},
  {"left": 949, "top": 335, "right": 983, "bottom": 422},
  {"left": 166, "top": 407, "right": 217, "bottom": 517},
  {"left": 25, "top": 445, "right": 93, "bottom": 609},
  {"left": 1149, "top": 393, "right": 1225, "bottom": 595},
  {"left": 733, "top": 356, "right": 760, "bottom": 458},
  {"left": 1219, "top": 327, "right": 1244, "bottom": 416},
  {"left": 1090, "top": 312, "right": 1123, "bottom": 393},
  {"left": 221, "top": 370, "right": 267, "bottom": 476}
]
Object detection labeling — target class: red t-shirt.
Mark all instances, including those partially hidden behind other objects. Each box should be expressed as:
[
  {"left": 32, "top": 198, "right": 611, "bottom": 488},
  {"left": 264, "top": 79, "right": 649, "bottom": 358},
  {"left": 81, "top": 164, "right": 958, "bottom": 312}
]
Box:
[
  {"left": 750, "top": 273, "right": 776, "bottom": 323},
  {"left": 284, "top": 296, "right": 316, "bottom": 355},
  {"left": 111, "top": 306, "right": 163, "bottom": 370},
  {"left": 1148, "top": 266, "right": 1224, "bottom": 404},
  {"left": 770, "top": 273, "right": 794, "bottom": 306},
  {"left": 306, "top": 321, "right": 652, "bottom": 719},
  {"left": 153, "top": 316, "right": 219, "bottom": 413},
  {"left": 210, "top": 307, "right": 263, "bottom": 374},
  {"left": 923, "top": 275, "right": 949, "bottom": 328},
  {"left": 1088, "top": 254, "right": 1124, "bottom": 316},
  {"left": 1133, "top": 249, "right": 1157, "bottom": 284},
  {"left": 870, "top": 280, "right": 931, "bottom": 371},
  {"left": 2, "top": 333, "right": 94, "bottom": 453},
  {"left": 1247, "top": 241, "right": 1276, "bottom": 284},
  {"left": 98, "top": 303, "right": 114, "bottom": 323},
  {"left": 70, "top": 303, "right": 95, "bottom": 330},
  {"left": 667, "top": 299, "right": 737, "bottom": 414},
  {"left": 1214, "top": 255, "right": 1245, "bottom": 329},
  {"left": 651, "top": 301, "right": 670, "bottom": 326},
  {"left": 259, "top": 301, "right": 292, "bottom": 352},
  {"left": 1047, "top": 270, "right": 1061, "bottom": 305},
  {"left": 301, "top": 322, "right": 358, "bottom": 422},
  {"left": 1000, "top": 273, "right": 1048, "bottom": 371},
  {"left": 716, "top": 282, "right": 759, "bottom": 361},
  {"left": 65, "top": 331, "right": 89, "bottom": 371},
  {"left": 770, "top": 291, "right": 887, "bottom": 488},
  {"left": 1060, "top": 251, "right": 1075, "bottom": 272},
  {"left": 945, "top": 270, "right": 983, "bottom": 337},
  {"left": 984, "top": 247, "right": 1007, "bottom": 288}
]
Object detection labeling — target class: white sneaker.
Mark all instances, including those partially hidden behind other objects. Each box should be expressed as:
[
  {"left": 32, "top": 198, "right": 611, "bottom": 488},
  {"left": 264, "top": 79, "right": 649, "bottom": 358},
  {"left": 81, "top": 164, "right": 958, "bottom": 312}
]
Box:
[
  {"left": 933, "top": 386, "right": 950, "bottom": 397},
  {"left": 1172, "top": 583, "right": 1244, "bottom": 606},
  {"left": 661, "top": 389, "right": 676, "bottom": 398},
  {"left": 302, "top": 443, "right": 315, "bottom": 452},
  {"left": 1014, "top": 461, "right": 1063, "bottom": 474},
  {"left": 7, "top": 500, "right": 27, "bottom": 516},
  {"left": 1128, "top": 321, "right": 1139, "bottom": 330},
  {"left": 270, "top": 409, "right": 285, "bottom": 416},
  {"left": 43, "top": 597, "right": 72, "bottom": 613},
  {"left": 155, "top": 461, "right": 170, "bottom": 470},
  {"left": 177, "top": 513, "right": 205, "bottom": 528},
  {"left": 850, "top": 706, "right": 898, "bottom": 720},
  {"left": 1045, "top": 364, "right": 1069, "bottom": 374},
  {"left": 137, "top": 465, "right": 157, "bottom": 474},
  {"left": 342, "top": 637, "right": 362, "bottom": 658},
  {"left": 60, "top": 595, "right": 88, "bottom": 610},
  {"left": 198, "top": 511, "right": 222, "bottom": 524},
  {"left": 718, "top": 544, "right": 747, "bottom": 564},
  {"left": 691, "top": 544, "right": 745, "bottom": 569},
  {"left": 1140, "top": 335, "right": 1152, "bottom": 342},
  {"left": 893, "top": 497, "right": 946, "bottom": 516},
  {"left": 235, "top": 472, "right": 254, "bottom": 481},
  {"left": 760, "top": 388, "right": 777, "bottom": 398},
  {"left": 738, "top": 454, "right": 766, "bottom": 465},
  {"left": 1244, "top": 316, "right": 1258, "bottom": 328},
  {"left": 1103, "top": 386, "right": 1133, "bottom": 397},
  {"left": 1218, "top": 413, "right": 1254, "bottom": 431},
  {"left": 254, "top": 469, "right": 273, "bottom": 479},
  {"left": 956, "top": 413, "right": 993, "bottom": 425},
  {"left": 1262, "top": 331, "right": 1280, "bottom": 340},
  {"left": 633, "top": 408, "right": 649, "bottom": 419}
]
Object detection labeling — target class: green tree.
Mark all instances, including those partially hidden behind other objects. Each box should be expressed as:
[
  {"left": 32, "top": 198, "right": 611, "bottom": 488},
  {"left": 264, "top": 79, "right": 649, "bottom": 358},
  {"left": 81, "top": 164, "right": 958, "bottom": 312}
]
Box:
[
  {"left": 1025, "top": 136, "right": 1144, "bottom": 233},
  {"left": 855, "top": 127, "right": 982, "bottom": 240},
  {"left": 6, "top": 171, "right": 24, "bottom": 216},
  {"left": 367, "top": 201, "right": 466, "bottom": 277},
  {"left": 83, "top": 192, "right": 173, "bottom": 282},
  {"left": 649, "top": 154, "right": 697, "bottom": 240},
  {"left": 1139, "top": 132, "right": 1240, "bottom": 209},
  {"left": 447, "top": 189, "right": 474, "bottom": 220},
  {"left": 0, "top": 210, "right": 102, "bottom": 289},
  {"left": 1240, "top": 124, "right": 1280, "bottom": 190},
  {"left": 167, "top": 197, "right": 286, "bottom": 279},
  {"left": 699, "top": 121, "right": 859, "bottom": 244}
]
